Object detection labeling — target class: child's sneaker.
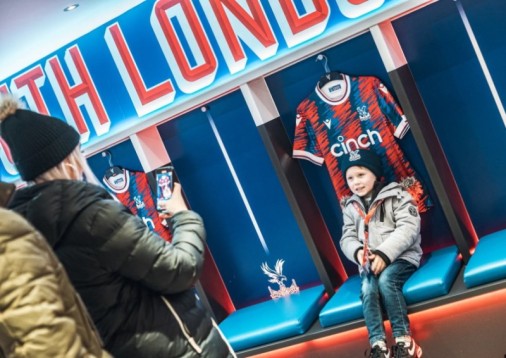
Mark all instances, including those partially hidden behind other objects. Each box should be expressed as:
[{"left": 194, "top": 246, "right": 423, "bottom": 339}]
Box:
[
  {"left": 392, "top": 338, "right": 422, "bottom": 358},
  {"left": 367, "top": 345, "right": 391, "bottom": 358}
]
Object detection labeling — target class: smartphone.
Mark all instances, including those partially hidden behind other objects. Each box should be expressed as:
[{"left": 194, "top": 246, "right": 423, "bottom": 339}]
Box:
[
  {"left": 0, "top": 181, "right": 16, "bottom": 208},
  {"left": 155, "top": 166, "right": 174, "bottom": 212}
]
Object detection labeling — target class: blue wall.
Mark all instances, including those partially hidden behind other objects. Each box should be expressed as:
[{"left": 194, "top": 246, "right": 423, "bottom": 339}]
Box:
[
  {"left": 158, "top": 90, "right": 320, "bottom": 308},
  {"left": 394, "top": 0, "right": 506, "bottom": 236}
]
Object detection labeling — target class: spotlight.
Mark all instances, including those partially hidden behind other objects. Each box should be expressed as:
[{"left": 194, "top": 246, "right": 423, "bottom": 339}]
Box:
[{"left": 63, "top": 4, "right": 79, "bottom": 12}]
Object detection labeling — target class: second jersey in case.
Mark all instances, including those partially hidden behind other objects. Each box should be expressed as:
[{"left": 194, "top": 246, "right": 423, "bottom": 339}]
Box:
[{"left": 103, "top": 169, "right": 172, "bottom": 242}]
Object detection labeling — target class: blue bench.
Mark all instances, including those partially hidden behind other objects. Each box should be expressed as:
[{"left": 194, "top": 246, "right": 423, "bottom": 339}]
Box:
[
  {"left": 403, "top": 245, "right": 461, "bottom": 304},
  {"left": 319, "top": 275, "right": 362, "bottom": 328},
  {"left": 219, "top": 285, "right": 326, "bottom": 352},
  {"left": 319, "top": 245, "right": 461, "bottom": 328},
  {"left": 464, "top": 229, "right": 506, "bottom": 288}
]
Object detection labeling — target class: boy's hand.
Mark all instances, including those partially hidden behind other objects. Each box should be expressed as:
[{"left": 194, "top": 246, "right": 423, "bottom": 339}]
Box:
[
  {"left": 357, "top": 249, "right": 365, "bottom": 266},
  {"left": 369, "top": 253, "right": 386, "bottom": 275},
  {"left": 158, "top": 183, "right": 188, "bottom": 219},
  {"left": 357, "top": 249, "right": 372, "bottom": 273}
]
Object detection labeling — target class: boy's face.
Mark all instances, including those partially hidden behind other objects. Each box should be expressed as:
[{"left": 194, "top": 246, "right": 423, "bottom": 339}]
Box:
[{"left": 345, "top": 166, "right": 376, "bottom": 198}]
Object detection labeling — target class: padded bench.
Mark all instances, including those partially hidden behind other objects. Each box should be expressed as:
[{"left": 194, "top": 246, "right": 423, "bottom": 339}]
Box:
[
  {"left": 319, "top": 245, "right": 461, "bottom": 328},
  {"left": 319, "top": 275, "right": 363, "bottom": 328},
  {"left": 219, "top": 285, "right": 326, "bottom": 351},
  {"left": 403, "top": 245, "right": 461, "bottom": 304},
  {"left": 464, "top": 229, "right": 506, "bottom": 288}
]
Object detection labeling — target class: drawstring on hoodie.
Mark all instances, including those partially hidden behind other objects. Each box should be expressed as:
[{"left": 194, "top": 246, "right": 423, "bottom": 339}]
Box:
[
  {"left": 161, "top": 296, "right": 203, "bottom": 355},
  {"left": 352, "top": 199, "right": 384, "bottom": 268}
]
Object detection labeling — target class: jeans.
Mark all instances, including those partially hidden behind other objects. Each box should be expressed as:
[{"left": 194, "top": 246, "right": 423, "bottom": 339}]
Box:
[{"left": 360, "top": 259, "right": 417, "bottom": 345}]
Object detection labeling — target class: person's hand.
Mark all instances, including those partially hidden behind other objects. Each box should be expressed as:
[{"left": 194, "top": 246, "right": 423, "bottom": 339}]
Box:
[
  {"left": 158, "top": 183, "right": 188, "bottom": 219},
  {"left": 357, "top": 249, "right": 365, "bottom": 266},
  {"left": 369, "top": 253, "right": 386, "bottom": 276}
]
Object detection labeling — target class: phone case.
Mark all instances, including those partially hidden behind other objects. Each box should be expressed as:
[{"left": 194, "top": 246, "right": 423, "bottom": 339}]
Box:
[{"left": 155, "top": 167, "right": 174, "bottom": 212}]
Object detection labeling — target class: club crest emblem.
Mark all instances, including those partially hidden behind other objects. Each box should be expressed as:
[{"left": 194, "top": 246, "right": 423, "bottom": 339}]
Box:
[
  {"left": 133, "top": 195, "right": 145, "bottom": 209},
  {"left": 357, "top": 105, "right": 371, "bottom": 121},
  {"left": 261, "top": 259, "right": 299, "bottom": 299}
]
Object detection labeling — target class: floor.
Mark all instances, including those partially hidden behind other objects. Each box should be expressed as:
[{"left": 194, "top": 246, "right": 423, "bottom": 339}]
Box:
[{"left": 244, "top": 287, "right": 506, "bottom": 358}]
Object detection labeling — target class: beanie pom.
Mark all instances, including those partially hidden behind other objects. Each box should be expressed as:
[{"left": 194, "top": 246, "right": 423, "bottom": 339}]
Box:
[{"left": 0, "top": 94, "right": 25, "bottom": 122}]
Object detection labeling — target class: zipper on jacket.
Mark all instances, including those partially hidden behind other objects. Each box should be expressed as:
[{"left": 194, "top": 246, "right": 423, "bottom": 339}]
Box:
[{"left": 161, "top": 296, "right": 203, "bottom": 355}]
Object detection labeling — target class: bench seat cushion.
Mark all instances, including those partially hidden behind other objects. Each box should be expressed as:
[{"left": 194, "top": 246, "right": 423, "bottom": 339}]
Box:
[
  {"left": 403, "top": 245, "right": 462, "bottom": 305},
  {"left": 319, "top": 246, "right": 462, "bottom": 328},
  {"left": 219, "top": 285, "right": 326, "bottom": 351},
  {"left": 319, "top": 275, "right": 362, "bottom": 328},
  {"left": 464, "top": 229, "right": 506, "bottom": 288}
]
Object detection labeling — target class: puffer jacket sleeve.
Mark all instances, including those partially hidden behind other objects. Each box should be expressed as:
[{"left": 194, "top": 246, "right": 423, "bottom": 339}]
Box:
[
  {"left": 340, "top": 203, "right": 363, "bottom": 265},
  {"left": 0, "top": 209, "right": 100, "bottom": 358},
  {"left": 86, "top": 199, "right": 206, "bottom": 294}
]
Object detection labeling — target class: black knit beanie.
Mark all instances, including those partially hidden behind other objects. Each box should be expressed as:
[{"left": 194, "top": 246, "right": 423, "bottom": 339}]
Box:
[
  {"left": 340, "top": 149, "right": 383, "bottom": 180},
  {"left": 0, "top": 94, "right": 81, "bottom": 181}
]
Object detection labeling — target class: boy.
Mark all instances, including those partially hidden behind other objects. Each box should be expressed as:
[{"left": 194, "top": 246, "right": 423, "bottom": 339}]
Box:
[{"left": 339, "top": 149, "right": 423, "bottom": 358}]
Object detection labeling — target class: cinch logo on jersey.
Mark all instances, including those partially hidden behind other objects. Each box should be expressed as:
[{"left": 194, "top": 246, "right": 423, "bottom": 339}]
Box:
[{"left": 330, "top": 129, "right": 382, "bottom": 157}]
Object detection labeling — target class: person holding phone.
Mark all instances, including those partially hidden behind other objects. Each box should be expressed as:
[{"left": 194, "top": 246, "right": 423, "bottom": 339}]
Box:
[
  {"left": 0, "top": 182, "right": 111, "bottom": 358},
  {"left": 0, "top": 94, "right": 235, "bottom": 357}
]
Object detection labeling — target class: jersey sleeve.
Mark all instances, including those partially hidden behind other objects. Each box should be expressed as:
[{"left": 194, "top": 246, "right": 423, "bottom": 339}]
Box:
[
  {"left": 292, "top": 99, "right": 324, "bottom": 166},
  {"left": 375, "top": 79, "right": 410, "bottom": 139}
]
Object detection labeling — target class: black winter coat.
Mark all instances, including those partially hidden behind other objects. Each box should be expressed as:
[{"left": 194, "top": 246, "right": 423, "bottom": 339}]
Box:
[{"left": 10, "top": 180, "right": 233, "bottom": 358}]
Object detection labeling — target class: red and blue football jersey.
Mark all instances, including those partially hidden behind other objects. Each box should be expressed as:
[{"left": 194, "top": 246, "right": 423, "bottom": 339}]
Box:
[
  {"left": 103, "top": 169, "right": 172, "bottom": 241},
  {"left": 293, "top": 75, "right": 431, "bottom": 212}
]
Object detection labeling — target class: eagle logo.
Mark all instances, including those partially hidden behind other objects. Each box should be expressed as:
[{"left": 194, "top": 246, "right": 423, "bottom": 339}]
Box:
[
  {"left": 261, "top": 259, "right": 299, "bottom": 299},
  {"left": 357, "top": 105, "right": 371, "bottom": 121}
]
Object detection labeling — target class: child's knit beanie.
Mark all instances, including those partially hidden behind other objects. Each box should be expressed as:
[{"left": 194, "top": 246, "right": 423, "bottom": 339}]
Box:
[{"left": 340, "top": 149, "right": 383, "bottom": 180}]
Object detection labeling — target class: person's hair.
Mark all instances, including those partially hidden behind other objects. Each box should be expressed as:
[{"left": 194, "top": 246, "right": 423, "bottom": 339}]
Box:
[{"left": 34, "top": 146, "right": 100, "bottom": 185}]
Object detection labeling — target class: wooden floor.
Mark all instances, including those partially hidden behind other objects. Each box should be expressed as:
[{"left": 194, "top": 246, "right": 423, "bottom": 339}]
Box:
[{"left": 238, "top": 274, "right": 506, "bottom": 358}]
